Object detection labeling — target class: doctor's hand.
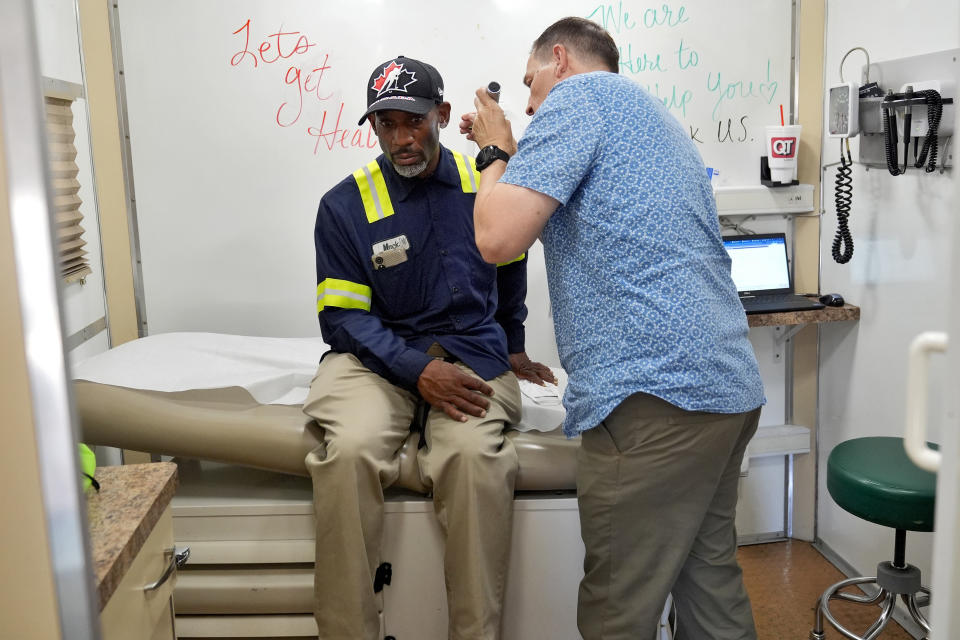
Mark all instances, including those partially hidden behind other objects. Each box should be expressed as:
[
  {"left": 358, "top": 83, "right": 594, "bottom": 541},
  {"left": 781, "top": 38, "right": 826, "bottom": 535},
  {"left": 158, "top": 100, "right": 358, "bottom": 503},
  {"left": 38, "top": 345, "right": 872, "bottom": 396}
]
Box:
[
  {"left": 458, "top": 88, "right": 517, "bottom": 155},
  {"left": 509, "top": 352, "right": 557, "bottom": 386},
  {"left": 418, "top": 359, "right": 494, "bottom": 423}
]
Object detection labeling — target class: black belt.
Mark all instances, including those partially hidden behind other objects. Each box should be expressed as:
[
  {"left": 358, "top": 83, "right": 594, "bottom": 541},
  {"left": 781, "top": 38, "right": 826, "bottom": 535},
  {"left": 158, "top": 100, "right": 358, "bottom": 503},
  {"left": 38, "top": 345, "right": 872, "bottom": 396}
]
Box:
[{"left": 425, "top": 342, "right": 457, "bottom": 363}]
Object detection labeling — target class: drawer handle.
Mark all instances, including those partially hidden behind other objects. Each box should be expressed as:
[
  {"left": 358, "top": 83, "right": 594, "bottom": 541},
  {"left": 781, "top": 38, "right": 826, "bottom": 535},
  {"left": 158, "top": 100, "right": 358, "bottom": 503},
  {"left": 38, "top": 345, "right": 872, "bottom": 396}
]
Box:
[{"left": 143, "top": 546, "right": 190, "bottom": 592}]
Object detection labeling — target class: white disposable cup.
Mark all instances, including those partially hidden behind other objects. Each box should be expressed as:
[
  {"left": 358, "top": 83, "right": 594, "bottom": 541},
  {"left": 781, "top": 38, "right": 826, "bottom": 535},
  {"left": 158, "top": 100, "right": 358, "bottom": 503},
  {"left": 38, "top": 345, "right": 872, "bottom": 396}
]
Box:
[{"left": 765, "top": 125, "right": 801, "bottom": 184}]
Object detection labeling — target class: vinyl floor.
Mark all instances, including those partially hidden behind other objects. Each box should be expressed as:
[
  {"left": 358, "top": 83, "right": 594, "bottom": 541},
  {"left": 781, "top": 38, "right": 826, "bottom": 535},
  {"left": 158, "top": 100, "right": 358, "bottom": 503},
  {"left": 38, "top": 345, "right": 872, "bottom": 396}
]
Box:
[{"left": 738, "top": 540, "right": 917, "bottom": 639}]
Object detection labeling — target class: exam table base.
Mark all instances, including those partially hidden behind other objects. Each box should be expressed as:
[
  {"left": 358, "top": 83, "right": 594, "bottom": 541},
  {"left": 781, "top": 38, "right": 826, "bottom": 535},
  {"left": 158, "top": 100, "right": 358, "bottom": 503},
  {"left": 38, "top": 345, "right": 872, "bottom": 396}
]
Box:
[{"left": 170, "top": 460, "right": 676, "bottom": 640}]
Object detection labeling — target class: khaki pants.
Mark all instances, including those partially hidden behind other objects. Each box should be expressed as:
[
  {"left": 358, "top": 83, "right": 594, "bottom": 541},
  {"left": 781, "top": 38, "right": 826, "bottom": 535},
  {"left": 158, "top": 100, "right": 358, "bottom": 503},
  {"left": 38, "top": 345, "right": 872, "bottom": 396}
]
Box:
[
  {"left": 303, "top": 352, "right": 521, "bottom": 640},
  {"left": 576, "top": 392, "right": 761, "bottom": 640}
]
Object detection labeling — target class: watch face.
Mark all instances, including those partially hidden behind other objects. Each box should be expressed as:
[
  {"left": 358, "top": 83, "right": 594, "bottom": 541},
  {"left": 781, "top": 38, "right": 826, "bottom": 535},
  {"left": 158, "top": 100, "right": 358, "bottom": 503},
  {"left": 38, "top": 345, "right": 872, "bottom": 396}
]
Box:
[
  {"left": 476, "top": 146, "right": 493, "bottom": 170},
  {"left": 477, "top": 145, "right": 506, "bottom": 171}
]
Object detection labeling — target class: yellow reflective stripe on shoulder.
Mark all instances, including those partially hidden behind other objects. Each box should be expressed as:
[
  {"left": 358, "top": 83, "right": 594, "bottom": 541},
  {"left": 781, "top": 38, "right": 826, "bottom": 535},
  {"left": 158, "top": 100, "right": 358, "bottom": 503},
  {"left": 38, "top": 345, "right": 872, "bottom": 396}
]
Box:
[
  {"left": 496, "top": 253, "right": 526, "bottom": 267},
  {"left": 317, "top": 278, "right": 372, "bottom": 312},
  {"left": 352, "top": 161, "right": 395, "bottom": 223},
  {"left": 452, "top": 151, "right": 478, "bottom": 193}
]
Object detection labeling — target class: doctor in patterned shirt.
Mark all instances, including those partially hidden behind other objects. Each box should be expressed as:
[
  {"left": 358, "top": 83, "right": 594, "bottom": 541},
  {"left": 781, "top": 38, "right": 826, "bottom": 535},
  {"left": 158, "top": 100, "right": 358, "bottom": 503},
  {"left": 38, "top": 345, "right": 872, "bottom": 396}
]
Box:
[{"left": 461, "top": 17, "right": 765, "bottom": 640}]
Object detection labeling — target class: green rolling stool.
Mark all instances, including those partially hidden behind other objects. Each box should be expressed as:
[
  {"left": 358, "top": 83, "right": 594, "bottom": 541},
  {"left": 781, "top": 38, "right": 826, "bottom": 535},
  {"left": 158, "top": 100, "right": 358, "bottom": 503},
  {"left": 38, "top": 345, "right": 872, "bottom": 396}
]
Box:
[{"left": 810, "top": 437, "right": 937, "bottom": 640}]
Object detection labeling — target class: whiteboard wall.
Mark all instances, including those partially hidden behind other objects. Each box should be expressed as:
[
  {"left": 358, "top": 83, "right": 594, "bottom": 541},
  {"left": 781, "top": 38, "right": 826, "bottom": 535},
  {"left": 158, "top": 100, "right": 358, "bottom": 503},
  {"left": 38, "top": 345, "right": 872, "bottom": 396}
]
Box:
[{"left": 117, "top": 0, "right": 793, "bottom": 358}]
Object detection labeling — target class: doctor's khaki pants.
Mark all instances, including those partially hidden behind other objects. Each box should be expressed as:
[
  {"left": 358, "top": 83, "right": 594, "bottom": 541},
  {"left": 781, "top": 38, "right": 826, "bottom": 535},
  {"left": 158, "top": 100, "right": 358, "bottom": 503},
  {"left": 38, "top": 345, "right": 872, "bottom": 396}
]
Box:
[
  {"left": 576, "top": 392, "right": 761, "bottom": 640},
  {"left": 302, "top": 352, "right": 521, "bottom": 640}
]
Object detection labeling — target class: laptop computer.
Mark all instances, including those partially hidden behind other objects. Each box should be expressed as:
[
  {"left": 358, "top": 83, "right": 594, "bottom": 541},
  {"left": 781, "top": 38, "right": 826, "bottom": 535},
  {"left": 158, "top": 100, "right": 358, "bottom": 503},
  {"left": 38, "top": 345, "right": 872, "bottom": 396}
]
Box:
[{"left": 722, "top": 233, "right": 825, "bottom": 315}]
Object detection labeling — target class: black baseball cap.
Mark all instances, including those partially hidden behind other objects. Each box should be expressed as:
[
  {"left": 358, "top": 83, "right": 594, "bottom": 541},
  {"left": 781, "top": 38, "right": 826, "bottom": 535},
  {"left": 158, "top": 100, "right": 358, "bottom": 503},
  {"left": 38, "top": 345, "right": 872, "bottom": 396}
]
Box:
[{"left": 358, "top": 56, "right": 445, "bottom": 125}]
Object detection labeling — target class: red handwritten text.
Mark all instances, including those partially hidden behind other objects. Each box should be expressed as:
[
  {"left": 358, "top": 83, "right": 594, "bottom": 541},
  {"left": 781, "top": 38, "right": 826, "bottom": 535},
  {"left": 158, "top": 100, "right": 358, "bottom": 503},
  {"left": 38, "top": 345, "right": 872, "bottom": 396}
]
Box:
[
  {"left": 307, "top": 103, "right": 379, "bottom": 153},
  {"left": 231, "top": 19, "right": 336, "bottom": 129},
  {"left": 277, "top": 54, "right": 334, "bottom": 127},
  {"left": 230, "top": 19, "right": 316, "bottom": 68},
  {"left": 231, "top": 20, "right": 365, "bottom": 152}
]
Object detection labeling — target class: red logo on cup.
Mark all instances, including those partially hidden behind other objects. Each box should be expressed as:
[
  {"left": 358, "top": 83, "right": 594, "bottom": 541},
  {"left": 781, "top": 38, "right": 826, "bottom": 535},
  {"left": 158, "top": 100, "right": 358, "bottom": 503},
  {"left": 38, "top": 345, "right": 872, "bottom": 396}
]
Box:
[{"left": 771, "top": 137, "right": 797, "bottom": 158}]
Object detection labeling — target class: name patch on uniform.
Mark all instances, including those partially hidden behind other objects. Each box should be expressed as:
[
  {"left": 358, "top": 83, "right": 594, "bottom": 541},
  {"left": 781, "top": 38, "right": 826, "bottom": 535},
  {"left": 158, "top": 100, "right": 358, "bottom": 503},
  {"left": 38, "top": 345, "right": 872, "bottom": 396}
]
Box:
[
  {"left": 372, "top": 234, "right": 409, "bottom": 255},
  {"left": 372, "top": 247, "right": 407, "bottom": 269}
]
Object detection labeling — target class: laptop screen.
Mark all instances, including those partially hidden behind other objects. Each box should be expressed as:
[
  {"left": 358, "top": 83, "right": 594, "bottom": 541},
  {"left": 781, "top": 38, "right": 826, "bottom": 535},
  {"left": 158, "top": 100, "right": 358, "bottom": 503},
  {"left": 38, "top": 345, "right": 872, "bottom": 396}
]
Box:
[{"left": 722, "top": 233, "right": 792, "bottom": 295}]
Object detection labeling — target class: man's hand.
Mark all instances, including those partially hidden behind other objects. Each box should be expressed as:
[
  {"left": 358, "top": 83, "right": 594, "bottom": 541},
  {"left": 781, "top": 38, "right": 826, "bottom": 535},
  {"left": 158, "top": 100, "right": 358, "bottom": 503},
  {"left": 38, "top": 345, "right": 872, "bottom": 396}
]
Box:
[
  {"left": 417, "top": 359, "right": 494, "bottom": 423},
  {"left": 459, "top": 111, "right": 479, "bottom": 142},
  {"left": 509, "top": 352, "right": 557, "bottom": 386},
  {"left": 458, "top": 88, "right": 517, "bottom": 155}
]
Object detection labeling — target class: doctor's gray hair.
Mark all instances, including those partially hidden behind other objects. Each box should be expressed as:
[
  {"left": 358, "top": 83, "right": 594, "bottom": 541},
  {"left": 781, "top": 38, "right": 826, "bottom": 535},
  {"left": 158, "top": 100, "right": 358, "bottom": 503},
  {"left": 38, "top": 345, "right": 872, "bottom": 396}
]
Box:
[{"left": 531, "top": 17, "right": 619, "bottom": 73}]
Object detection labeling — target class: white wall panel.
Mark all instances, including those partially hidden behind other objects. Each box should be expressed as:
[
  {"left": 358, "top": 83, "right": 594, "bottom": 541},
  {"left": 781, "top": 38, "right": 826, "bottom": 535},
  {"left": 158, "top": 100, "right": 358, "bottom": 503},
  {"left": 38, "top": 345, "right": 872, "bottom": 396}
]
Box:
[{"left": 818, "top": 0, "right": 959, "bottom": 584}]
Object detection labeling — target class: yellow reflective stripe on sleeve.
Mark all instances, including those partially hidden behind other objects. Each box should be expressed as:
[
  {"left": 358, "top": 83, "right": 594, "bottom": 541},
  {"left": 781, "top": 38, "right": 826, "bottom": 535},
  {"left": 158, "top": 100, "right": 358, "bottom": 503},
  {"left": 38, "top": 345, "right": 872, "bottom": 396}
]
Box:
[
  {"left": 452, "top": 151, "right": 478, "bottom": 193},
  {"left": 316, "top": 278, "right": 372, "bottom": 312},
  {"left": 496, "top": 253, "right": 526, "bottom": 267},
  {"left": 352, "top": 161, "right": 395, "bottom": 223},
  {"left": 469, "top": 154, "right": 482, "bottom": 188}
]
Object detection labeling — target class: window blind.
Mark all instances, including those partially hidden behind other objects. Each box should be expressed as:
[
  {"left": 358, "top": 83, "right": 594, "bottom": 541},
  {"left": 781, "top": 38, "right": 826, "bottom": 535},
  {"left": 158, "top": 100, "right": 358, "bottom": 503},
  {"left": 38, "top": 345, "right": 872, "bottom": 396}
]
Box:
[{"left": 44, "top": 93, "right": 91, "bottom": 283}]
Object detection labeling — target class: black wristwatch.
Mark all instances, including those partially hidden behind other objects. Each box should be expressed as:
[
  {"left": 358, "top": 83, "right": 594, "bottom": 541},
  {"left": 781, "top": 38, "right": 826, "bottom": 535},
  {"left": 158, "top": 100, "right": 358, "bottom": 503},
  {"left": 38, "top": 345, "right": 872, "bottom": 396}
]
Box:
[{"left": 475, "top": 145, "right": 510, "bottom": 171}]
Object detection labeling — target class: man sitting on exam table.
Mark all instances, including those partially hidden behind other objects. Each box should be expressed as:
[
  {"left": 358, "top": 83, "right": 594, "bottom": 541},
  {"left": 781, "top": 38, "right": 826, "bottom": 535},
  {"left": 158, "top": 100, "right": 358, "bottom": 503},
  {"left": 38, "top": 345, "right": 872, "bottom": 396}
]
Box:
[{"left": 304, "top": 55, "right": 554, "bottom": 640}]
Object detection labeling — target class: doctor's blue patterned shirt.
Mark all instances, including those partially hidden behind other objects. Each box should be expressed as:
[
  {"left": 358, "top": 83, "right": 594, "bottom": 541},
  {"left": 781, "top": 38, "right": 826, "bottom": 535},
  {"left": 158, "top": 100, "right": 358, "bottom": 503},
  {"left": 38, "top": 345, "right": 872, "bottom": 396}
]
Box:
[{"left": 501, "top": 71, "right": 765, "bottom": 437}]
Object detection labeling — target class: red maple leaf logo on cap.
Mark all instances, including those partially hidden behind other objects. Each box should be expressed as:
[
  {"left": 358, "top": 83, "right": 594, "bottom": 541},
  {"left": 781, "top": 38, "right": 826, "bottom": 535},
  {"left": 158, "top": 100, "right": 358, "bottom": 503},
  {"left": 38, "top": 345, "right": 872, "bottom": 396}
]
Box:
[
  {"left": 371, "top": 61, "right": 417, "bottom": 97},
  {"left": 373, "top": 62, "right": 403, "bottom": 92}
]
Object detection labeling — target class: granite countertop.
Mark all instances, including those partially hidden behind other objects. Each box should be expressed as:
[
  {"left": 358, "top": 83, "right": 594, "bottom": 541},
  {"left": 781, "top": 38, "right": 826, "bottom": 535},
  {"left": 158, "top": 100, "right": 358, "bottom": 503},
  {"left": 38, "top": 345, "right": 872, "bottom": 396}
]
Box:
[
  {"left": 86, "top": 462, "right": 179, "bottom": 611},
  {"left": 747, "top": 303, "right": 860, "bottom": 328}
]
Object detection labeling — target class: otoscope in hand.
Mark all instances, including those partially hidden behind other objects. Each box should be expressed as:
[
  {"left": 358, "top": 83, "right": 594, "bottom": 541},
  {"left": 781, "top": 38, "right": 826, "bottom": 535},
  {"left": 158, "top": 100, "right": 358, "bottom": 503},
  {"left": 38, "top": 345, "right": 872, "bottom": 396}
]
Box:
[{"left": 460, "top": 81, "right": 505, "bottom": 145}]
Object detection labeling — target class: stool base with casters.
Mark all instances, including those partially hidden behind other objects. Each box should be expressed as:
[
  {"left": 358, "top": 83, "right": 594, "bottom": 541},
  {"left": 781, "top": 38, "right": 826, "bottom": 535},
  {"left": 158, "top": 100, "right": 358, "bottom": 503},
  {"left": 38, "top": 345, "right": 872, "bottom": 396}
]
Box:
[
  {"left": 810, "top": 534, "right": 931, "bottom": 639},
  {"left": 811, "top": 437, "right": 937, "bottom": 640}
]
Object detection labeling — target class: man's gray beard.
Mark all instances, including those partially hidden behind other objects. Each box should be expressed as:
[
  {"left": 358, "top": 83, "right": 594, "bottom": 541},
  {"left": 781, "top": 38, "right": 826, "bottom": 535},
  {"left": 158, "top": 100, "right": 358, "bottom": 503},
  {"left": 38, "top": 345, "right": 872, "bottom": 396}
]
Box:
[{"left": 392, "top": 160, "right": 428, "bottom": 178}]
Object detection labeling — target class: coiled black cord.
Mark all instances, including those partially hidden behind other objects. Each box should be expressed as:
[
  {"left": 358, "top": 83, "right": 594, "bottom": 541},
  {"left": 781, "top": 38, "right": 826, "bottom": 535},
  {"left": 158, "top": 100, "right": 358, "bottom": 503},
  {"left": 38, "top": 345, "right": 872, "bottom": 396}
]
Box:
[
  {"left": 912, "top": 89, "right": 943, "bottom": 172},
  {"left": 883, "top": 104, "right": 903, "bottom": 176},
  {"left": 833, "top": 139, "right": 854, "bottom": 264}
]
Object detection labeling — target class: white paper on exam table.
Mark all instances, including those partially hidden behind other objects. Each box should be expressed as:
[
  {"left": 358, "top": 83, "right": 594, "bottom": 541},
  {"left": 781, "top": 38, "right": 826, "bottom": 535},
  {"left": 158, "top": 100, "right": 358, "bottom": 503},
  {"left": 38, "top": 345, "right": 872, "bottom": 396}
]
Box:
[
  {"left": 73, "top": 332, "right": 567, "bottom": 432},
  {"left": 72, "top": 332, "right": 328, "bottom": 405},
  {"left": 517, "top": 369, "right": 567, "bottom": 433}
]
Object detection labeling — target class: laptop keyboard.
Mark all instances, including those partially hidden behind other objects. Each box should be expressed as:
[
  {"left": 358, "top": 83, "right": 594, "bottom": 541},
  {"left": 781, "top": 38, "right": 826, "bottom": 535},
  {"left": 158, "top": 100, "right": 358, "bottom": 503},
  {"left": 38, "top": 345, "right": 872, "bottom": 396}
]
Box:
[{"left": 739, "top": 294, "right": 825, "bottom": 314}]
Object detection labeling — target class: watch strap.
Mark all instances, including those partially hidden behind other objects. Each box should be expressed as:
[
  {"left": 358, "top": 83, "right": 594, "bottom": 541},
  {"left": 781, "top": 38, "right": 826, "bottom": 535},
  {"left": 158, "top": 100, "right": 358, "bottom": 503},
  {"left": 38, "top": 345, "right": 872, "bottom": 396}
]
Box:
[{"left": 476, "top": 145, "right": 510, "bottom": 171}]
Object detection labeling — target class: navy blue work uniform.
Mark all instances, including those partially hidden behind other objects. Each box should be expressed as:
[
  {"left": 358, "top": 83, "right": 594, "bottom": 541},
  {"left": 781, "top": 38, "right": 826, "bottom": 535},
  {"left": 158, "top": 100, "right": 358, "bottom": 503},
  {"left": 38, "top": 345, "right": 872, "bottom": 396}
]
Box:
[{"left": 314, "top": 145, "right": 528, "bottom": 390}]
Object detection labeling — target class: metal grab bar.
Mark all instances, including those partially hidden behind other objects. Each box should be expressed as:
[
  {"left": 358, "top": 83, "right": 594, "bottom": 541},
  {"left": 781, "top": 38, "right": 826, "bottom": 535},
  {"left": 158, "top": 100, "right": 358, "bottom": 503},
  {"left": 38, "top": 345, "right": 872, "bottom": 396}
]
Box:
[{"left": 905, "top": 331, "right": 948, "bottom": 472}]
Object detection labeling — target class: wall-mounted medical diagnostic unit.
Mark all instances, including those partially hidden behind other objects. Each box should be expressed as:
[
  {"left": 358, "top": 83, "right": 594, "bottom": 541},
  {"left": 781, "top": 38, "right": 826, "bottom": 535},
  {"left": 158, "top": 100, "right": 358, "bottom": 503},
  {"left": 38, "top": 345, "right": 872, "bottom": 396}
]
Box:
[{"left": 825, "top": 47, "right": 956, "bottom": 264}]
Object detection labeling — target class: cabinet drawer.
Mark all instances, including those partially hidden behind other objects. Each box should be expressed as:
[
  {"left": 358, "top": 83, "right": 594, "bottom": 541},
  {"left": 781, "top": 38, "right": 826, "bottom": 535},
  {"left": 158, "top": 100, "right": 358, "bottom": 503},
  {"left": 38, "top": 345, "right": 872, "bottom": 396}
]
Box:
[
  {"left": 178, "top": 539, "right": 314, "bottom": 565},
  {"left": 175, "top": 566, "right": 313, "bottom": 614},
  {"left": 176, "top": 614, "right": 317, "bottom": 638},
  {"left": 174, "top": 514, "right": 315, "bottom": 541},
  {"left": 101, "top": 507, "right": 177, "bottom": 639}
]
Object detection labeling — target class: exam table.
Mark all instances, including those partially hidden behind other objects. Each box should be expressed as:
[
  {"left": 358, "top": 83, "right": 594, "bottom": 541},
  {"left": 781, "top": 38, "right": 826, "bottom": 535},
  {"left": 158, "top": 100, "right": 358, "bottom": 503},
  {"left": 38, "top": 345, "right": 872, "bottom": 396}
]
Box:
[
  {"left": 73, "top": 332, "right": 577, "bottom": 492},
  {"left": 72, "top": 333, "right": 583, "bottom": 638},
  {"left": 75, "top": 382, "right": 577, "bottom": 492}
]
